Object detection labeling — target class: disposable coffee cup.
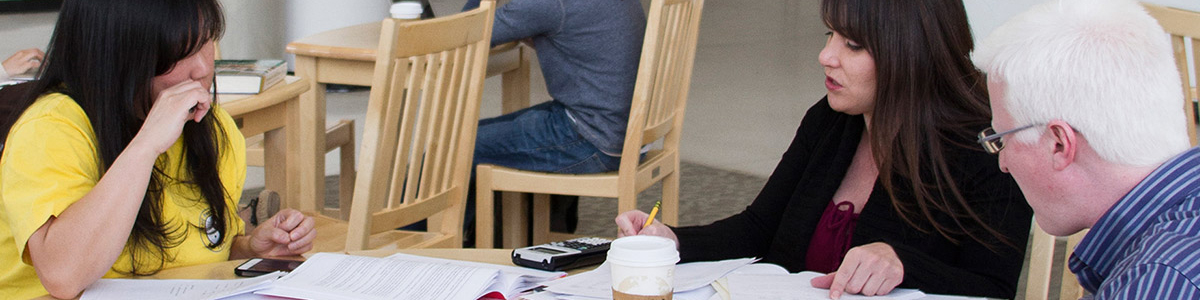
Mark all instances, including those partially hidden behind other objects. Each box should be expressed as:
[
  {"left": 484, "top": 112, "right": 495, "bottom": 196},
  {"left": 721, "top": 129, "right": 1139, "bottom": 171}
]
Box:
[
  {"left": 607, "top": 235, "right": 679, "bottom": 300},
  {"left": 390, "top": 1, "right": 423, "bottom": 20}
]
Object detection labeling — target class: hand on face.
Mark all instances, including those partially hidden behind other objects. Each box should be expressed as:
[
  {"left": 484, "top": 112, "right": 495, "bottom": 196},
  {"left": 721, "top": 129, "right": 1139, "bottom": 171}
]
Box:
[
  {"left": 2, "top": 48, "right": 44, "bottom": 76},
  {"left": 130, "top": 79, "right": 212, "bottom": 154},
  {"left": 614, "top": 210, "right": 680, "bottom": 247},
  {"left": 248, "top": 209, "right": 316, "bottom": 257},
  {"left": 810, "top": 242, "right": 904, "bottom": 299}
]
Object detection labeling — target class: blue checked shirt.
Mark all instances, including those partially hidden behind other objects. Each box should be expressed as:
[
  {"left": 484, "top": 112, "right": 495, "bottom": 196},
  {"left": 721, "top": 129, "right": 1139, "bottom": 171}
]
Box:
[{"left": 1069, "top": 147, "right": 1200, "bottom": 299}]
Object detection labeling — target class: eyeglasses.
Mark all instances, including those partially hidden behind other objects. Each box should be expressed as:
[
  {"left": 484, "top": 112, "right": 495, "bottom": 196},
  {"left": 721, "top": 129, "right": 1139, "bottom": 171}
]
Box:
[{"left": 977, "top": 124, "right": 1041, "bottom": 154}]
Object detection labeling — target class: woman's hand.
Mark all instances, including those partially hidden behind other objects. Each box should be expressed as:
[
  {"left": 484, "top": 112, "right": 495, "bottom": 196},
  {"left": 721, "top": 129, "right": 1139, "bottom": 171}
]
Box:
[
  {"left": 810, "top": 242, "right": 904, "bottom": 299},
  {"left": 2, "top": 48, "right": 44, "bottom": 76},
  {"left": 129, "top": 79, "right": 212, "bottom": 154},
  {"left": 614, "top": 210, "right": 680, "bottom": 247},
  {"left": 244, "top": 209, "right": 316, "bottom": 257}
]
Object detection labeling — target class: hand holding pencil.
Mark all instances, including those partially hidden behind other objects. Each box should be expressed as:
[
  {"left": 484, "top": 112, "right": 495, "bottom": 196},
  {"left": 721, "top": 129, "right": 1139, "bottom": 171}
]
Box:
[{"left": 614, "top": 202, "right": 680, "bottom": 248}]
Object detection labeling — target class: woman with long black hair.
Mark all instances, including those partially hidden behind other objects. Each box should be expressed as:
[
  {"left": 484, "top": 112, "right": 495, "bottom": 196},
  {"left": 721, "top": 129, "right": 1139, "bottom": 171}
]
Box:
[
  {"left": 616, "top": 0, "right": 1033, "bottom": 298},
  {"left": 0, "top": 0, "right": 314, "bottom": 298}
]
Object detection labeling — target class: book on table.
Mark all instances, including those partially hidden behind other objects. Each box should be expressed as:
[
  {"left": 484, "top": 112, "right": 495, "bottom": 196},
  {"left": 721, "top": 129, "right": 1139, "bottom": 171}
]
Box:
[
  {"left": 213, "top": 59, "right": 286, "bottom": 94},
  {"left": 256, "top": 252, "right": 565, "bottom": 300},
  {"left": 80, "top": 252, "right": 565, "bottom": 300}
]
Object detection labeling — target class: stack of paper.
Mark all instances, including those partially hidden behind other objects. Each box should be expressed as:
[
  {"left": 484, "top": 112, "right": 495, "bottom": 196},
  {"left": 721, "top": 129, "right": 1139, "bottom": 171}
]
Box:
[
  {"left": 80, "top": 272, "right": 282, "bottom": 300},
  {"left": 525, "top": 257, "right": 758, "bottom": 300},
  {"left": 382, "top": 252, "right": 564, "bottom": 300},
  {"left": 722, "top": 271, "right": 926, "bottom": 300},
  {"left": 254, "top": 253, "right": 563, "bottom": 300},
  {"left": 81, "top": 252, "right": 566, "bottom": 300}
]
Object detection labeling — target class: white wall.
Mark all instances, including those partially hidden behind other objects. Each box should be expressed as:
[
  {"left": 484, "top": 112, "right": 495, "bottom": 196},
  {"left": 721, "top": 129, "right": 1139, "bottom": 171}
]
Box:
[
  {"left": 965, "top": 0, "right": 1200, "bottom": 42},
  {"left": 219, "top": 0, "right": 287, "bottom": 60},
  {"left": 0, "top": 12, "right": 55, "bottom": 61},
  {"left": 964, "top": 0, "right": 1200, "bottom": 88}
]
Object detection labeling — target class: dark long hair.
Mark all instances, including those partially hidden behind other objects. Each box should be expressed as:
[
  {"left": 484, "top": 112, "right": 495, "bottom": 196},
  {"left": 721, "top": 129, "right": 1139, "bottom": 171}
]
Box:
[
  {"left": 821, "top": 0, "right": 1013, "bottom": 248},
  {"left": 3, "top": 0, "right": 231, "bottom": 275}
]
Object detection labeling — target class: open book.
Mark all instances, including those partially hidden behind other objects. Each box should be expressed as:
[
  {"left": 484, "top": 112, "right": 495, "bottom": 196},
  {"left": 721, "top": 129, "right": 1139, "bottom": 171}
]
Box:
[
  {"left": 716, "top": 264, "right": 927, "bottom": 300},
  {"left": 255, "top": 252, "right": 564, "bottom": 300}
]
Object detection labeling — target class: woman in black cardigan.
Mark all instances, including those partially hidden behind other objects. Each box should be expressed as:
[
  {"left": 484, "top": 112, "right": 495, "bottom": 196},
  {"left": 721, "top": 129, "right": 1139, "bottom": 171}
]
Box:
[{"left": 615, "top": 0, "right": 1032, "bottom": 298}]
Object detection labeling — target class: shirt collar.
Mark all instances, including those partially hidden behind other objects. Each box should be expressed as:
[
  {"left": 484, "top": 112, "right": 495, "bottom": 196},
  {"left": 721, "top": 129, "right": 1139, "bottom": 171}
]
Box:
[{"left": 1069, "top": 147, "right": 1200, "bottom": 291}]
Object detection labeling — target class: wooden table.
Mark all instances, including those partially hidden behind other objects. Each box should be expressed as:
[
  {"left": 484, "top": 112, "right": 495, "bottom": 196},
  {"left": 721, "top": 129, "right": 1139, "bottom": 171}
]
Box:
[
  {"left": 285, "top": 21, "right": 532, "bottom": 213},
  {"left": 219, "top": 76, "right": 309, "bottom": 207}
]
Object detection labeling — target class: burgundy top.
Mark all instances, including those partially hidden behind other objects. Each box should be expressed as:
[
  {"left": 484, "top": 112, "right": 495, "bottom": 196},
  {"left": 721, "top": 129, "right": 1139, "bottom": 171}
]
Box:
[{"left": 805, "top": 201, "right": 860, "bottom": 273}]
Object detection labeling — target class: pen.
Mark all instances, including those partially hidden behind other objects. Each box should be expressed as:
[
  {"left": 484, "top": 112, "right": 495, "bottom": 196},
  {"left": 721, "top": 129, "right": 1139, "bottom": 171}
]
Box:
[{"left": 643, "top": 200, "right": 662, "bottom": 229}]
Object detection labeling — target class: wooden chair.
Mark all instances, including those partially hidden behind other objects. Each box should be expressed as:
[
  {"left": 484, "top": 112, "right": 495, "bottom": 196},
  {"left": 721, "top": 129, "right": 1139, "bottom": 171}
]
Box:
[
  {"left": 475, "top": 0, "right": 705, "bottom": 248},
  {"left": 308, "top": 0, "right": 495, "bottom": 252},
  {"left": 1143, "top": 3, "right": 1200, "bottom": 146},
  {"left": 214, "top": 43, "right": 358, "bottom": 220},
  {"left": 1021, "top": 219, "right": 1088, "bottom": 300}
]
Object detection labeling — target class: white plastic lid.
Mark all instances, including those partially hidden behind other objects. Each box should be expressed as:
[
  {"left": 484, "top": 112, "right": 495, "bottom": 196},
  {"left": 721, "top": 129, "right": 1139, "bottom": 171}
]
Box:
[
  {"left": 606, "top": 235, "right": 680, "bottom": 266},
  {"left": 390, "top": 1, "right": 423, "bottom": 19}
]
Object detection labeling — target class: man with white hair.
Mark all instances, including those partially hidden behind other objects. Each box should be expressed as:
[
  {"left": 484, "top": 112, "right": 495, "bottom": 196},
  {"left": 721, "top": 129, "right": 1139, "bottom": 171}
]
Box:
[{"left": 973, "top": 0, "right": 1200, "bottom": 297}]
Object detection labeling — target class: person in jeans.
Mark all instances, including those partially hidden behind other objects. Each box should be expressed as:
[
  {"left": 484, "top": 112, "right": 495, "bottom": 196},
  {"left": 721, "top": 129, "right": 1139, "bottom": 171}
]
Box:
[
  {"left": 973, "top": 0, "right": 1200, "bottom": 297},
  {"left": 461, "top": 0, "right": 646, "bottom": 244}
]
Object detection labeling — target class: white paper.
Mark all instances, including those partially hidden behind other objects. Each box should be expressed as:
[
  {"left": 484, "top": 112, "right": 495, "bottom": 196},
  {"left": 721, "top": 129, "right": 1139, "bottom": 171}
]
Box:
[
  {"left": 80, "top": 272, "right": 282, "bottom": 300},
  {"left": 384, "top": 252, "right": 565, "bottom": 299},
  {"left": 726, "top": 271, "right": 926, "bottom": 300},
  {"left": 256, "top": 253, "right": 499, "bottom": 300},
  {"left": 542, "top": 257, "right": 756, "bottom": 299}
]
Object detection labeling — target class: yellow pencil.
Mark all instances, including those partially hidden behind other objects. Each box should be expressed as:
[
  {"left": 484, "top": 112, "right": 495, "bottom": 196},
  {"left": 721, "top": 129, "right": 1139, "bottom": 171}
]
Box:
[{"left": 643, "top": 200, "right": 662, "bottom": 229}]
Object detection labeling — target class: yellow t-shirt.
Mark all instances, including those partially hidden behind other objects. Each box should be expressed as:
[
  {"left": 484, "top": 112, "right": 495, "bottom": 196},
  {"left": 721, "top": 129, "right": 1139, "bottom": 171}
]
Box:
[{"left": 0, "top": 93, "right": 246, "bottom": 299}]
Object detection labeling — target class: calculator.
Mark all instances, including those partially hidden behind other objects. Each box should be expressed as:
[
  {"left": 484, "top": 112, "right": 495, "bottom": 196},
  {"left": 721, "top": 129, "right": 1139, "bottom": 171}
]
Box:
[{"left": 511, "top": 237, "right": 612, "bottom": 271}]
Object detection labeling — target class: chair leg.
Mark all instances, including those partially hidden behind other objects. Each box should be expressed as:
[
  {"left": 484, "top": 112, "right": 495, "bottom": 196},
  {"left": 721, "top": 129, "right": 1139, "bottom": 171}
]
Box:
[
  {"left": 532, "top": 194, "right": 552, "bottom": 245},
  {"left": 617, "top": 191, "right": 638, "bottom": 223},
  {"left": 476, "top": 166, "right": 496, "bottom": 249},
  {"left": 501, "top": 192, "right": 529, "bottom": 248},
  {"left": 324, "top": 119, "right": 355, "bottom": 220},
  {"left": 661, "top": 169, "right": 680, "bottom": 226},
  {"left": 337, "top": 125, "right": 355, "bottom": 221}
]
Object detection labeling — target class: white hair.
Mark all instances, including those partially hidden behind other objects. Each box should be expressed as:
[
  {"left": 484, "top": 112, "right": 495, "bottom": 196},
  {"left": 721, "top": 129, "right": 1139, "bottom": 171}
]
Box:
[{"left": 972, "top": 0, "right": 1187, "bottom": 166}]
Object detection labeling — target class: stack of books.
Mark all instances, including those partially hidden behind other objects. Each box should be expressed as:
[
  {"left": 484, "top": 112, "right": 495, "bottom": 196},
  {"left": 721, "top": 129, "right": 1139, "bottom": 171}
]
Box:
[{"left": 213, "top": 59, "right": 286, "bottom": 94}]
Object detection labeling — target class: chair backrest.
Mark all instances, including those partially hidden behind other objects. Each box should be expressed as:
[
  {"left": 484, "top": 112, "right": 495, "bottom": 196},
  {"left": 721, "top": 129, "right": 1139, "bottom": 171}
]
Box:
[
  {"left": 1143, "top": 3, "right": 1200, "bottom": 146},
  {"left": 616, "top": 0, "right": 705, "bottom": 174},
  {"left": 345, "top": 1, "right": 495, "bottom": 250},
  {"left": 1022, "top": 218, "right": 1089, "bottom": 300}
]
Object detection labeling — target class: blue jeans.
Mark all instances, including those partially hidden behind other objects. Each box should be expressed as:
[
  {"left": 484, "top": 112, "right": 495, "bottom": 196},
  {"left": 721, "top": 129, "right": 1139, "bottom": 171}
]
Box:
[{"left": 474, "top": 101, "right": 620, "bottom": 173}]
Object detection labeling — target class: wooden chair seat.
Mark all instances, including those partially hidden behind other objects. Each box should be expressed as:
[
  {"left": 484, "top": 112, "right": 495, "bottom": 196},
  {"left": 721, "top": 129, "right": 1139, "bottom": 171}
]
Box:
[
  {"left": 481, "top": 150, "right": 674, "bottom": 198},
  {"left": 308, "top": 213, "right": 457, "bottom": 254}
]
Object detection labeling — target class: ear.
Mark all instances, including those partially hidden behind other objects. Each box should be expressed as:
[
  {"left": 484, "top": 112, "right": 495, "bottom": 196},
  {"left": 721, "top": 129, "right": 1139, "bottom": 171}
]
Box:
[{"left": 1046, "top": 120, "right": 1077, "bottom": 171}]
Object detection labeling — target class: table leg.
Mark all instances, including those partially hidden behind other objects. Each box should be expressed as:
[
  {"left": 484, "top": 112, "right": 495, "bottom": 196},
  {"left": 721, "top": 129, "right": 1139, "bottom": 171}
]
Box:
[
  {"left": 293, "top": 56, "right": 326, "bottom": 213},
  {"left": 263, "top": 126, "right": 288, "bottom": 208}
]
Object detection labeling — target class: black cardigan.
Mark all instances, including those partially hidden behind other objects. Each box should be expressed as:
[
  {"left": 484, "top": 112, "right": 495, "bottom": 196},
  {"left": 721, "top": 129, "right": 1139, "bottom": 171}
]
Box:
[{"left": 673, "top": 98, "right": 1032, "bottom": 298}]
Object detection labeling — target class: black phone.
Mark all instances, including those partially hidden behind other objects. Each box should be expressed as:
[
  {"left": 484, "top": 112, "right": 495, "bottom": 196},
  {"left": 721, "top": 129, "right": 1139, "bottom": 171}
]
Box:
[{"left": 234, "top": 258, "right": 303, "bottom": 277}]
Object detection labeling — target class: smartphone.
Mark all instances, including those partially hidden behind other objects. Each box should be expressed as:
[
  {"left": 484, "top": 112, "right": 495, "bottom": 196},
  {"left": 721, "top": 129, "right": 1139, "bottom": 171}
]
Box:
[{"left": 234, "top": 258, "right": 303, "bottom": 277}]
